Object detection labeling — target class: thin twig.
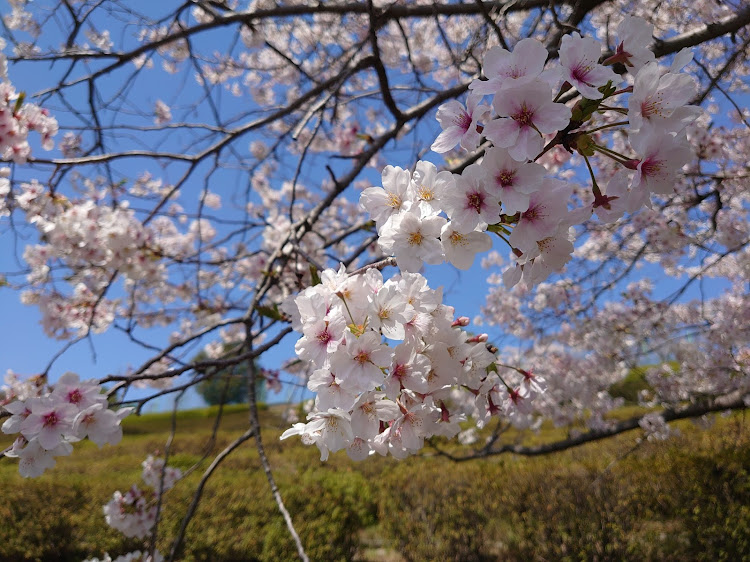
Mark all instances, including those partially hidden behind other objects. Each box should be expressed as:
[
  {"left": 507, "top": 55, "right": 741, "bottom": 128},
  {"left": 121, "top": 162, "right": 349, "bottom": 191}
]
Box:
[{"left": 245, "top": 323, "right": 309, "bottom": 561}]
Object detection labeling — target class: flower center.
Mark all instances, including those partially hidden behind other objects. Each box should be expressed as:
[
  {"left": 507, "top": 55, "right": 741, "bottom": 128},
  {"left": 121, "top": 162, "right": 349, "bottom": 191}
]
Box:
[
  {"left": 496, "top": 170, "right": 515, "bottom": 187},
  {"left": 317, "top": 327, "right": 333, "bottom": 344},
  {"left": 522, "top": 203, "right": 542, "bottom": 222},
  {"left": 507, "top": 65, "right": 523, "bottom": 79},
  {"left": 537, "top": 237, "right": 553, "bottom": 252},
  {"left": 449, "top": 231, "right": 466, "bottom": 246},
  {"left": 640, "top": 94, "right": 665, "bottom": 119},
  {"left": 640, "top": 158, "right": 663, "bottom": 178},
  {"left": 454, "top": 111, "right": 472, "bottom": 130},
  {"left": 354, "top": 351, "right": 370, "bottom": 365},
  {"left": 571, "top": 61, "right": 596, "bottom": 87},
  {"left": 466, "top": 192, "right": 484, "bottom": 213},
  {"left": 408, "top": 231, "right": 423, "bottom": 246},
  {"left": 508, "top": 388, "right": 522, "bottom": 404},
  {"left": 392, "top": 363, "right": 407, "bottom": 379},
  {"left": 417, "top": 185, "right": 434, "bottom": 201},
  {"left": 42, "top": 411, "right": 59, "bottom": 428},
  {"left": 513, "top": 104, "right": 534, "bottom": 128}
]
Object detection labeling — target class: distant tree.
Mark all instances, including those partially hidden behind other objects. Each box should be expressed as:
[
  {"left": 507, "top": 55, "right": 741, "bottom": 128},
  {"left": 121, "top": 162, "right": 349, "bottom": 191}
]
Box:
[{"left": 192, "top": 351, "right": 265, "bottom": 406}]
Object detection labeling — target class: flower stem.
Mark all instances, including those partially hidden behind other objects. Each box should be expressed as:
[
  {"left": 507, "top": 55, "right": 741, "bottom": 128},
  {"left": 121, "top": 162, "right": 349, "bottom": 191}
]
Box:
[
  {"left": 592, "top": 143, "right": 632, "bottom": 166},
  {"left": 583, "top": 120, "right": 629, "bottom": 134}
]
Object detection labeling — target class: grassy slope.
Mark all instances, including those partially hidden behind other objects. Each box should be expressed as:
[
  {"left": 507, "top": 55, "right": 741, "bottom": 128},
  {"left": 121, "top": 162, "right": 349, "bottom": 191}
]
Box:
[{"left": 1, "top": 404, "right": 749, "bottom": 561}]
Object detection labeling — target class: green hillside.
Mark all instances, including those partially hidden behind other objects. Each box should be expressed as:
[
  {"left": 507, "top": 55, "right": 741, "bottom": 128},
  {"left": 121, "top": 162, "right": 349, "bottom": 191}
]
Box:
[{"left": 1, "top": 404, "right": 749, "bottom": 561}]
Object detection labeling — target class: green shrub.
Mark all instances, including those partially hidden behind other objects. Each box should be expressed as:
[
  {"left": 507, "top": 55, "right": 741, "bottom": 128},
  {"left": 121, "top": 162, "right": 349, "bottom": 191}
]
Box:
[
  {"left": 608, "top": 366, "right": 652, "bottom": 404},
  {"left": 501, "top": 465, "right": 647, "bottom": 561},
  {"left": 262, "top": 469, "right": 377, "bottom": 561},
  {"left": 0, "top": 477, "right": 141, "bottom": 561},
  {"left": 3, "top": 406, "right": 749, "bottom": 561},
  {"left": 640, "top": 434, "right": 750, "bottom": 561},
  {"left": 377, "top": 459, "right": 503, "bottom": 561},
  {"left": 162, "top": 467, "right": 375, "bottom": 561},
  {"left": 502, "top": 429, "right": 750, "bottom": 561}
]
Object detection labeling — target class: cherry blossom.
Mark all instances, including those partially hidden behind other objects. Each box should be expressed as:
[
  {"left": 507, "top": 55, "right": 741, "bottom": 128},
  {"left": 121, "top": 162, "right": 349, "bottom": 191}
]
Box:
[
  {"left": 628, "top": 125, "right": 693, "bottom": 197},
  {"left": 442, "top": 163, "right": 500, "bottom": 231},
  {"left": 83, "top": 551, "right": 164, "bottom": 562},
  {"left": 481, "top": 147, "right": 547, "bottom": 215},
  {"left": 378, "top": 210, "right": 446, "bottom": 272},
  {"left": 484, "top": 80, "right": 572, "bottom": 161},
  {"left": 431, "top": 92, "right": 489, "bottom": 153},
  {"left": 508, "top": 179, "right": 574, "bottom": 254},
  {"left": 470, "top": 38, "right": 551, "bottom": 95},
  {"left": 330, "top": 331, "right": 393, "bottom": 393},
  {"left": 559, "top": 32, "right": 619, "bottom": 100},
  {"left": 294, "top": 315, "right": 347, "bottom": 366},
  {"left": 2, "top": 373, "right": 131, "bottom": 476},
  {"left": 20, "top": 398, "right": 77, "bottom": 450},
  {"left": 440, "top": 222, "right": 493, "bottom": 271},
  {"left": 73, "top": 404, "right": 128, "bottom": 448},
  {"left": 360, "top": 165, "right": 414, "bottom": 229},
  {"left": 102, "top": 455, "right": 182, "bottom": 540},
  {"left": 628, "top": 62, "right": 701, "bottom": 133},
  {"left": 606, "top": 15, "right": 657, "bottom": 71}
]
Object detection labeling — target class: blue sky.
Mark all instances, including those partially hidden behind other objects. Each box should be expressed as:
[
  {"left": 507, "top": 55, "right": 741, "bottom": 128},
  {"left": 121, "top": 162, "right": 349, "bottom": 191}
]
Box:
[
  {"left": 0, "top": 2, "right": 737, "bottom": 412},
  {"left": 0, "top": 2, "right": 496, "bottom": 411}
]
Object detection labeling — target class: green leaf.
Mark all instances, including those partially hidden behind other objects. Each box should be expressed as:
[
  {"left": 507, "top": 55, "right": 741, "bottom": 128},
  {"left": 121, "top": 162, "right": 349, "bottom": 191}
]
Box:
[
  {"left": 573, "top": 133, "right": 596, "bottom": 157},
  {"left": 487, "top": 223, "right": 510, "bottom": 235},
  {"left": 571, "top": 97, "right": 601, "bottom": 125},
  {"left": 13, "top": 92, "right": 25, "bottom": 114},
  {"left": 309, "top": 264, "right": 321, "bottom": 286},
  {"left": 599, "top": 80, "right": 617, "bottom": 99},
  {"left": 256, "top": 304, "right": 284, "bottom": 321}
]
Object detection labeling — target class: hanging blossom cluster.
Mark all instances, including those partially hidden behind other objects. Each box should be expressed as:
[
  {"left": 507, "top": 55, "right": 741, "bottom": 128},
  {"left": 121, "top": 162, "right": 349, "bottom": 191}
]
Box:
[
  {"left": 102, "top": 454, "right": 182, "bottom": 541},
  {"left": 279, "top": 264, "right": 540, "bottom": 460},
  {"left": 1, "top": 372, "right": 132, "bottom": 477},
  {"left": 282, "top": 16, "right": 703, "bottom": 458},
  {"left": 363, "top": 16, "right": 700, "bottom": 288},
  {"left": 83, "top": 455, "right": 180, "bottom": 561}
]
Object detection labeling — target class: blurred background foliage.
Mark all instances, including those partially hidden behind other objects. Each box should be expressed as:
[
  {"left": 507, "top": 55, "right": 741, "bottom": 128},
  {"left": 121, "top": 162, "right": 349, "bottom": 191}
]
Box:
[{"left": 1, "top": 404, "right": 748, "bottom": 561}]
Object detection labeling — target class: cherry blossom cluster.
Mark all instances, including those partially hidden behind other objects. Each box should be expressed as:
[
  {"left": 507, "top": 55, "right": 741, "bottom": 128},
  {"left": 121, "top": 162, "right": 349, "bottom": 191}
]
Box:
[
  {"left": 0, "top": 82, "right": 57, "bottom": 162},
  {"left": 638, "top": 412, "right": 674, "bottom": 441},
  {"left": 9, "top": 145, "right": 369, "bottom": 344},
  {"left": 280, "top": 265, "right": 544, "bottom": 460},
  {"left": 103, "top": 455, "right": 182, "bottom": 540},
  {"left": 83, "top": 551, "right": 163, "bottom": 562},
  {"left": 0, "top": 38, "right": 57, "bottom": 163},
  {"left": 1, "top": 372, "right": 131, "bottom": 477},
  {"left": 480, "top": 274, "right": 750, "bottom": 430},
  {"left": 10, "top": 177, "right": 207, "bottom": 339},
  {"left": 362, "top": 16, "right": 700, "bottom": 288}
]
